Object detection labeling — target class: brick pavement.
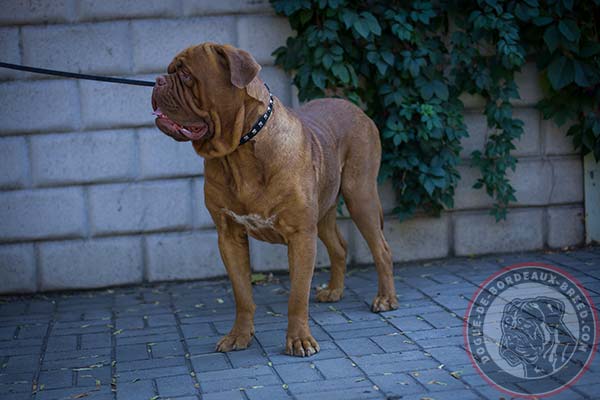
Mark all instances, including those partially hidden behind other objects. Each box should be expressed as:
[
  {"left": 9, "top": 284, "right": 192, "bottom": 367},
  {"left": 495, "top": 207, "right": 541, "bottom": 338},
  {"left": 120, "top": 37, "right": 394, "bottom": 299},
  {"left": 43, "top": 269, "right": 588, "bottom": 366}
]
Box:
[{"left": 1, "top": 247, "right": 599, "bottom": 400}]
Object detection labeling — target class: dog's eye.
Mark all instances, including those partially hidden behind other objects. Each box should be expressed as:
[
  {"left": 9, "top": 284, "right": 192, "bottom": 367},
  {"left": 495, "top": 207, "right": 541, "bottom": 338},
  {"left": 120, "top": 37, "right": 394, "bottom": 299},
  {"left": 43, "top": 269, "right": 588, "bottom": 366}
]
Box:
[{"left": 179, "top": 68, "right": 194, "bottom": 87}]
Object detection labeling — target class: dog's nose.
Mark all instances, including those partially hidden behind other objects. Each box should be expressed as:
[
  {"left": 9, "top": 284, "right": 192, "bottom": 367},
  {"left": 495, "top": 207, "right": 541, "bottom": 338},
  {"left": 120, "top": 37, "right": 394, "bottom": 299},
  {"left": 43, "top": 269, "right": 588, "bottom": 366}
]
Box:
[{"left": 155, "top": 76, "right": 167, "bottom": 86}]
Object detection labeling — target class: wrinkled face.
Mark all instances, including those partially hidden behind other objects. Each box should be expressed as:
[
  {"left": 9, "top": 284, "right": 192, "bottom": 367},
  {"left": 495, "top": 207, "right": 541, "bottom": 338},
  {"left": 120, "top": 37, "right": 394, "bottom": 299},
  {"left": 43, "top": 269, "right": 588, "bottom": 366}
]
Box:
[
  {"left": 499, "top": 297, "right": 572, "bottom": 370},
  {"left": 151, "top": 43, "right": 262, "bottom": 156},
  {"left": 500, "top": 303, "right": 545, "bottom": 365}
]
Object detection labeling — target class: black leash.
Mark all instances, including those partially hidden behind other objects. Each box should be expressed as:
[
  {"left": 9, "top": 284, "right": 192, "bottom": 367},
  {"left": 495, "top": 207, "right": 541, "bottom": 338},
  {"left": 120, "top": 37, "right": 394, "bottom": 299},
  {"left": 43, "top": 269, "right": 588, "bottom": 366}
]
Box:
[
  {"left": 0, "top": 61, "right": 275, "bottom": 145},
  {"left": 0, "top": 62, "right": 155, "bottom": 87}
]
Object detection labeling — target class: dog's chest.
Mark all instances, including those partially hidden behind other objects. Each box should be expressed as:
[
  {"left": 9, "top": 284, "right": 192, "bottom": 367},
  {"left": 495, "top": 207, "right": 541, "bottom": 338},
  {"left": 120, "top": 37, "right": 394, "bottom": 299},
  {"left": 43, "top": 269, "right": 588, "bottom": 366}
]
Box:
[
  {"left": 222, "top": 208, "right": 284, "bottom": 243},
  {"left": 223, "top": 209, "right": 276, "bottom": 231}
]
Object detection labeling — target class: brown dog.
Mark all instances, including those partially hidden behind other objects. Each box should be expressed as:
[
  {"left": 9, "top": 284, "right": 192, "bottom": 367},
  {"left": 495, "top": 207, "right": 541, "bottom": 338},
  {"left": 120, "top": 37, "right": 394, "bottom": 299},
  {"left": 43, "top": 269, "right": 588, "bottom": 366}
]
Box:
[{"left": 152, "top": 43, "right": 398, "bottom": 357}]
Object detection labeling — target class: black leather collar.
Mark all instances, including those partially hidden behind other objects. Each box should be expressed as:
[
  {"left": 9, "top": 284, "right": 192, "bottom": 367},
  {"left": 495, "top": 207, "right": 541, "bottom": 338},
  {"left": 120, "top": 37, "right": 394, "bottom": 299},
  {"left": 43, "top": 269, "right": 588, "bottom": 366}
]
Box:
[{"left": 239, "top": 83, "right": 273, "bottom": 145}]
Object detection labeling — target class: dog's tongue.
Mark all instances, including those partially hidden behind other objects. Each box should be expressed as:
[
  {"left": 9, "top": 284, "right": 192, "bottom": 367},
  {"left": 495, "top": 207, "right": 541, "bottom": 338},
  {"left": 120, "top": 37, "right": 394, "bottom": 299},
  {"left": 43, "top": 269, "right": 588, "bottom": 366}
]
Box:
[{"left": 180, "top": 123, "right": 208, "bottom": 140}]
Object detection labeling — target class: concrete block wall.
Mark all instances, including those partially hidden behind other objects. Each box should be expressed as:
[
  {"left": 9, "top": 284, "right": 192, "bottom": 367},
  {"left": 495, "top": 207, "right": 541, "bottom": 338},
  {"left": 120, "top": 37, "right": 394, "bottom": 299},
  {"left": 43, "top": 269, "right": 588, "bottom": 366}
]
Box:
[{"left": 0, "top": 1, "right": 584, "bottom": 293}]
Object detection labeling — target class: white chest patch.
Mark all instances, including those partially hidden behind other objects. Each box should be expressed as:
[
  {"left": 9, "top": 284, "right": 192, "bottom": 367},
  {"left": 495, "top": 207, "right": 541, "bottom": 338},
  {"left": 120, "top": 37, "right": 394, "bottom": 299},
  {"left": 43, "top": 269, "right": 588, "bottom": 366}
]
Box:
[{"left": 223, "top": 209, "right": 276, "bottom": 231}]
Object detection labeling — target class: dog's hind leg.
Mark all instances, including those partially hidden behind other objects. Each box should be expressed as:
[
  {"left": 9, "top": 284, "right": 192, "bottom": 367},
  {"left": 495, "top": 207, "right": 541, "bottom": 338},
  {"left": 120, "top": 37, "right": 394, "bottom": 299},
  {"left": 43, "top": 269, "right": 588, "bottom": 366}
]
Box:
[
  {"left": 315, "top": 206, "right": 348, "bottom": 302},
  {"left": 343, "top": 184, "right": 399, "bottom": 312},
  {"left": 340, "top": 125, "right": 398, "bottom": 312}
]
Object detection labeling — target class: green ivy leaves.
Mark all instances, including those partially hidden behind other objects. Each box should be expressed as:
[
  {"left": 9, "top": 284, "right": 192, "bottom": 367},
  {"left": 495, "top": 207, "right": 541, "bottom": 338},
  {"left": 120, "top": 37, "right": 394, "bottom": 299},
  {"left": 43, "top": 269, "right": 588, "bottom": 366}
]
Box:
[
  {"left": 340, "top": 10, "right": 382, "bottom": 38},
  {"left": 543, "top": 24, "right": 561, "bottom": 52},
  {"left": 547, "top": 57, "right": 574, "bottom": 89},
  {"left": 558, "top": 20, "right": 580, "bottom": 42},
  {"left": 271, "top": 0, "right": 600, "bottom": 222},
  {"left": 354, "top": 12, "right": 381, "bottom": 38},
  {"left": 272, "top": 1, "right": 465, "bottom": 219},
  {"left": 531, "top": 0, "right": 600, "bottom": 162},
  {"left": 418, "top": 80, "right": 449, "bottom": 101}
]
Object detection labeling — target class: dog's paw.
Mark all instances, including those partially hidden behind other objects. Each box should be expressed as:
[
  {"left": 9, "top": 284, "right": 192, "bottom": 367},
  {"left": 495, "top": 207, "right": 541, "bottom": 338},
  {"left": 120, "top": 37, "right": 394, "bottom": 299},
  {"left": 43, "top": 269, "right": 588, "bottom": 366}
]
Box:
[
  {"left": 371, "top": 294, "right": 399, "bottom": 313},
  {"left": 215, "top": 332, "right": 253, "bottom": 352},
  {"left": 285, "top": 335, "right": 320, "bottom": 357},
  {"left": 316, "top": 286, "right": 344, "bottom": 302}
]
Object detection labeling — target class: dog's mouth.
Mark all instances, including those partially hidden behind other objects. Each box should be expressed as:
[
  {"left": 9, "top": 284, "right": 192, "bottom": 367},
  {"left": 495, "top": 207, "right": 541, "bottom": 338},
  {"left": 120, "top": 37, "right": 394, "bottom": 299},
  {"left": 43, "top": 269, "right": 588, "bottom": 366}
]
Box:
[
  {"left": 151, "top": 92, "right": 209, "bottom": 141},
  {"left": 152, "top": 107, "right": 208, "bottom": 141}
]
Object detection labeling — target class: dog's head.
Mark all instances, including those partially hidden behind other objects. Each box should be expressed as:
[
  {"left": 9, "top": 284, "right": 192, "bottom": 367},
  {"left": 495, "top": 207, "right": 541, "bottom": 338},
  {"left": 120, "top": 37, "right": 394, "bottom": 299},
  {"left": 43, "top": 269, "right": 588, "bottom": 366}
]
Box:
[
  {"left": 499, "top": 296, "right": 576, "bottom": 375},
  {"left": 151, "top": 43, "right": 266, "bottom": 158}
]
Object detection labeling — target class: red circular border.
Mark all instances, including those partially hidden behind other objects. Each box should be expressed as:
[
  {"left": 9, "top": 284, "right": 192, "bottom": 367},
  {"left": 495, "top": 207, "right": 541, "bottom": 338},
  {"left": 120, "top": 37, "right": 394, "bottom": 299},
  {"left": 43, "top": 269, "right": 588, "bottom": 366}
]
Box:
[{"left": 463, "top": 262, "right": 600, "bottom": 399}]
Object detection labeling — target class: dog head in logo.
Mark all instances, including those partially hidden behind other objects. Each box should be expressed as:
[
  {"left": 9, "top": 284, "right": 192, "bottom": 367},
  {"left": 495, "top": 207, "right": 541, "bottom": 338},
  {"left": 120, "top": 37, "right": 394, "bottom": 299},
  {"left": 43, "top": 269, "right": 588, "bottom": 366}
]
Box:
[{"left": 499, "top": 296, "right": 577, "bottom": 378}]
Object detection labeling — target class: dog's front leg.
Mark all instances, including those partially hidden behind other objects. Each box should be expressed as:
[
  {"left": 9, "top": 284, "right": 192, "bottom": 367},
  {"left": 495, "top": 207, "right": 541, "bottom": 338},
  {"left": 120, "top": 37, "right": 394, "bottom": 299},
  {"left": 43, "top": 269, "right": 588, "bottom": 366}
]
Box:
[
  {"left": 286, "top": 230, "right": 320, "bottom": 357},
  {"left": 214, "top": 221, "right": 255, "bottom": 352}
]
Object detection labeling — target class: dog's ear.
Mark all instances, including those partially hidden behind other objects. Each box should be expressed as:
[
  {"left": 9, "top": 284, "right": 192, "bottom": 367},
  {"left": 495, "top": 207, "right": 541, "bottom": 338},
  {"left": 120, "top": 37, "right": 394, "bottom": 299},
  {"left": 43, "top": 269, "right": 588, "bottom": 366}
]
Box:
[
  {"left": 218, "top": 45, "right": 261, "bottom": 89},
  {"left": 538, "top": 297, "right": 565, "bottom": 318}
]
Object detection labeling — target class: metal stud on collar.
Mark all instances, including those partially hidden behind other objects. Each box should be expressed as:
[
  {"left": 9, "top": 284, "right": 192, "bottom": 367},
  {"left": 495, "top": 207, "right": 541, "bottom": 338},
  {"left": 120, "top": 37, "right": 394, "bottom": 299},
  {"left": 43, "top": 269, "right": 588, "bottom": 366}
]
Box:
[{"left": 239, "top": 83, "right": 273, "bottom": 145}]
